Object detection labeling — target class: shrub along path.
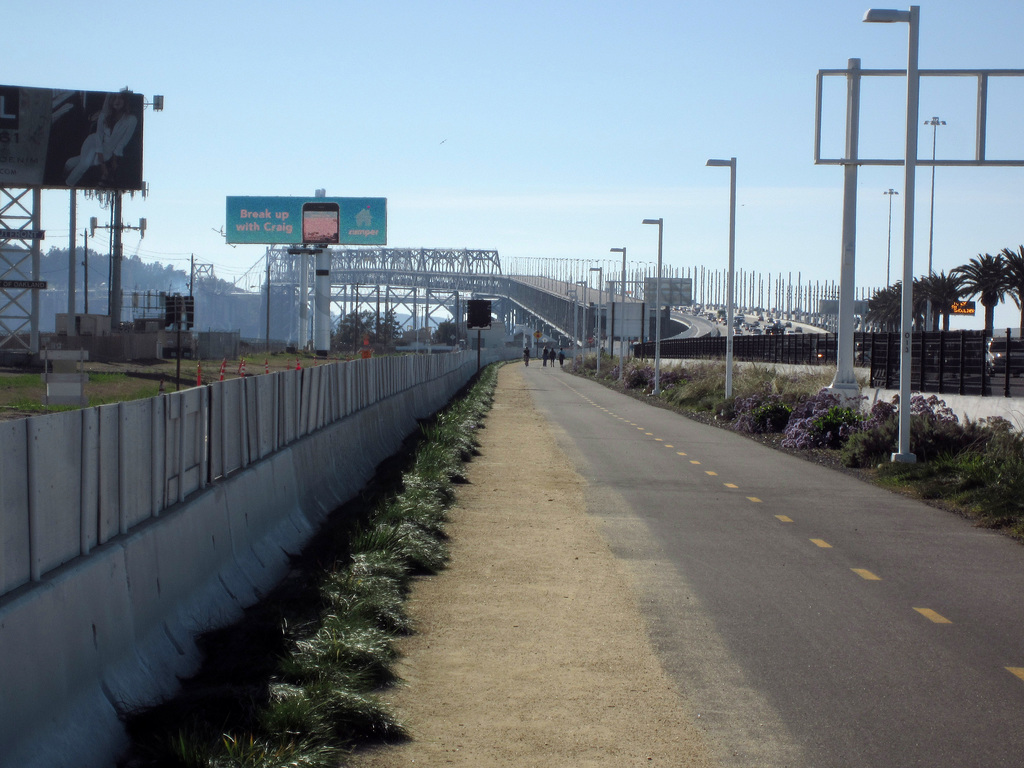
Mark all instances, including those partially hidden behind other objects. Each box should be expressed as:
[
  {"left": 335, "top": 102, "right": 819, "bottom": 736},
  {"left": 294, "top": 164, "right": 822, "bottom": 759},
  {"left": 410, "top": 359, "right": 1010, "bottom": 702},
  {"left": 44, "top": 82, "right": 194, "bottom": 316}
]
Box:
[{"left": 353, "top": 364, "right": 715, "bottom": 766}]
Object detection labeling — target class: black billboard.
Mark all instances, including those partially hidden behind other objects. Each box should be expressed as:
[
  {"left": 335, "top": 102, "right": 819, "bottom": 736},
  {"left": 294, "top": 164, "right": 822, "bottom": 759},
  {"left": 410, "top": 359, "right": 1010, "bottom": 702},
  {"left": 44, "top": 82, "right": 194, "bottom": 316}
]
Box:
[{"left": 0, "top": 86, "right": 144, "bottom": 191}]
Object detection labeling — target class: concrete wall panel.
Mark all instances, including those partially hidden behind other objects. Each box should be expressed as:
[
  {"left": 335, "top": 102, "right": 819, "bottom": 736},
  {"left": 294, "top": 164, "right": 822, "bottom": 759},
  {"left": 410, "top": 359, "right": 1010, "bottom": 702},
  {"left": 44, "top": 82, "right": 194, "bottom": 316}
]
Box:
[
  {"left": 0, "top": 419, "right": 30, "bottom": 594},
  {"left": 27, "top": 411, "right": 83, "bottom": 577}
]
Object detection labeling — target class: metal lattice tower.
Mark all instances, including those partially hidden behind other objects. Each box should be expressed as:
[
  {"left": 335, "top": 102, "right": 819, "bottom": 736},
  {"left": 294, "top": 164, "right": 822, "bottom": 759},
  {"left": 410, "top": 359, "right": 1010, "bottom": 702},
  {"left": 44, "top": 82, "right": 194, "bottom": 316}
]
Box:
[{"left": 0, "top": 188, "right": 42, "bottom": 354}]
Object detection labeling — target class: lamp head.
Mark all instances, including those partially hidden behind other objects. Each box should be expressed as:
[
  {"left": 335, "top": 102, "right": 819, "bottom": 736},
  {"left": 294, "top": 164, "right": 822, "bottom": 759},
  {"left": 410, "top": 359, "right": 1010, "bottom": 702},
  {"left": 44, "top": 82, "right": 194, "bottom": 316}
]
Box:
[
  {"left": 610, "top": 247, "right": 625, "bottom": 254},
  {"left": 642, "top": 218, "right": 662, "bottom": 225},
  {"left": 863, "top": 8, "right": 911, "bottom": 22},
  {"left": 706, "top": 158, "right": 735, "bottom": 167}
]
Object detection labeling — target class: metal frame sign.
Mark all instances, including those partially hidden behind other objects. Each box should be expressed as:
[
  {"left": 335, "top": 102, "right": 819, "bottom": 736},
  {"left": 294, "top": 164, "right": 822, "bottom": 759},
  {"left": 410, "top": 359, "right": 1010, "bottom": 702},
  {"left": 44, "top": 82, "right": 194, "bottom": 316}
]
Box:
[{"left": 225, "top": 196, "right": 387, "bottom": 245}]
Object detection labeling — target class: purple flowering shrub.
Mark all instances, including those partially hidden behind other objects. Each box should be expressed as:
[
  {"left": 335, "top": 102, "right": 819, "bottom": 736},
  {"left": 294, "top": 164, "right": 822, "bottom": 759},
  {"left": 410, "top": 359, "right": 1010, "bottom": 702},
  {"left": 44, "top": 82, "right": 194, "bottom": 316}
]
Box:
[
  {"left": 732, "top": 385, "right": 793, "bottom": 434},
  {"left": 781, "top": 390, "right": 864, "bottom": 450},
  {"left": 616, "top": 361, "right": 688, "bottom": 393}
]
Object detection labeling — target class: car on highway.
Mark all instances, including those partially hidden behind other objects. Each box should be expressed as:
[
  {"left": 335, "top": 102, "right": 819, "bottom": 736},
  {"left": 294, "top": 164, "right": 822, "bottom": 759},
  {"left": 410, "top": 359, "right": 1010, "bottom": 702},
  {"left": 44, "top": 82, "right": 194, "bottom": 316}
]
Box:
[{"left": 987, "top": 335, "right": 1024, "bottom": 377}]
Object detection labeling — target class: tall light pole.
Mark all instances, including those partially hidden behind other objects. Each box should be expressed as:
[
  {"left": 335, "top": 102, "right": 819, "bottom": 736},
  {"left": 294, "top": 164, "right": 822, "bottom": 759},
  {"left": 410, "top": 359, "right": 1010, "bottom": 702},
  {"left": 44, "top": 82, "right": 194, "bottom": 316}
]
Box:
[
  {"left": 706, "top": 158, "right": 737, "bottom": 398},
  {"left": 611, "top": 247, "right": 627, "bottom": 381},
  {"left": 567, "top": 287, "right": 578, "bottom": 357},
  {"left": 924, "top": 115, "right": 945, "bottom": 329},
  {"left": 576, "top": 279, "right": 588, "bottom": 356},
  {"left": 864, "top": 5, "right": 921, "bottom": 463},
  {"left": 590, "top": 266, "right": 603, "bottom": 375},
  {"left": 642, "top": 219, "right": 664, "bottom": 394},
  {"left": 884, "top": 188, "right": 899, "bottom": 286}
]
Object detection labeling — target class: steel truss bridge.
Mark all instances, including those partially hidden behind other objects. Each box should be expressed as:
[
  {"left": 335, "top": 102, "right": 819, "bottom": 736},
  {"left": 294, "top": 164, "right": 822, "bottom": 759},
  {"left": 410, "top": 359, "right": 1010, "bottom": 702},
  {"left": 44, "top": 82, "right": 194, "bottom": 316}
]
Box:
[{"left": 265, "top": 246, "right": 604, "bottom": 348}]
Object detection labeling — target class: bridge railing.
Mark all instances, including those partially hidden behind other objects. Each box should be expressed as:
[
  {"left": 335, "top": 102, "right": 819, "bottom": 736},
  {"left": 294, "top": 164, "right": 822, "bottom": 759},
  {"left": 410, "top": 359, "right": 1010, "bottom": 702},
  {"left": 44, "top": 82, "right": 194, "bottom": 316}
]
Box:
[
  {"left": 634, "top": 330, "right": 1019, "bottom": 398},
  {"left": 0, "top": 353, "right": 480, "bottom": 601}
]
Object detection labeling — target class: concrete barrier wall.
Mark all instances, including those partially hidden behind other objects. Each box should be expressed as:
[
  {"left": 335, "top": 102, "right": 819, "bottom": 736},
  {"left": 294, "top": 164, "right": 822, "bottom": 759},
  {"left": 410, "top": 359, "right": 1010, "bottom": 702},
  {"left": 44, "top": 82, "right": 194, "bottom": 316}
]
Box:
[{"left": 0, "top": 349, "right": 515, "bottom": 768}]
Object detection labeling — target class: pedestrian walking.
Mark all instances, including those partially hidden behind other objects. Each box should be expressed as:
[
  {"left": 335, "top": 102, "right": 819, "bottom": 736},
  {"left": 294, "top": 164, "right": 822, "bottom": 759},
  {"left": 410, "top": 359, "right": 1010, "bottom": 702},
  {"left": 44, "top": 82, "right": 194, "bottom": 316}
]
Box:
[{"left": 523, "top": 346, "right": 530, "bottom": 366}]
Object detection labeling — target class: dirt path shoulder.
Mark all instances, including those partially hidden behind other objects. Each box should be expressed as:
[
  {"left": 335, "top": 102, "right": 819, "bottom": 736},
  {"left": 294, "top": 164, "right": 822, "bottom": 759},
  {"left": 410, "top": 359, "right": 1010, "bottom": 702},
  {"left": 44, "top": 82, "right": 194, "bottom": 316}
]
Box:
[{"left": 353, "top": 364, "right": 715, "bottom": 767}]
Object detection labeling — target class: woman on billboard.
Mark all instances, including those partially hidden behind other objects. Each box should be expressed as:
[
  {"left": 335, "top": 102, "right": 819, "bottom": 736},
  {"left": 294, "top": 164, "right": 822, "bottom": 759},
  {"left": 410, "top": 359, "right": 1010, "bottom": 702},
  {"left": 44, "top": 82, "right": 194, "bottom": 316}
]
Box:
[{"left": 64, "top": 91, "right": 138, "bottom": 188}]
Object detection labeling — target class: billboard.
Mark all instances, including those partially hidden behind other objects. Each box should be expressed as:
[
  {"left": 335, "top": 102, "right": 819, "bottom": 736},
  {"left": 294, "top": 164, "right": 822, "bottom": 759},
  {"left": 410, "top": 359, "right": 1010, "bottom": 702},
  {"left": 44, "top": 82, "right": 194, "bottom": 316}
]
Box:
[
  {"left": 225, "top": 196, "right": 387, "bottom": 246},
  {"left": 0, "top": 85, "right": 145, "bottom": 190}
]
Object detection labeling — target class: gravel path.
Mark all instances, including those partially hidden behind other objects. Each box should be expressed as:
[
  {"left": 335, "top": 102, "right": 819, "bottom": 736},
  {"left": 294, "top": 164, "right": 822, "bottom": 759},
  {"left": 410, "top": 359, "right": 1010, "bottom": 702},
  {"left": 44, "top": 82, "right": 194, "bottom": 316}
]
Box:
[{"left": 352, "top": 364, "right": 716, "bottom": 767}]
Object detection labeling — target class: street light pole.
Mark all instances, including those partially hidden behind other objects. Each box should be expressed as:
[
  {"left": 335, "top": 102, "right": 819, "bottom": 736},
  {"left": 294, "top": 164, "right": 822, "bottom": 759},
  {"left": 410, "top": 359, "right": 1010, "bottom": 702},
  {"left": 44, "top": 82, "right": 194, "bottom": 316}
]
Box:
[
  {"left": 884, "top": 188, "right": 899, "bottom": 287},
  {"left": 611, "top": 247, "right": 626, "bottom": 381},
  {"left": 705, "top": 158, "right": 737, "bottom": 398},
  {"left": 924, "top": 115, "right": 945, "bottom": 329},
  {"left": 642, "top": 219, "right": 664, "bottom": 394},
  {"left": 864, "top": 5, "right": 921, "bottom": 463},
  {"left": 590, "top": 266, "right": 603, "bottom": 375}
]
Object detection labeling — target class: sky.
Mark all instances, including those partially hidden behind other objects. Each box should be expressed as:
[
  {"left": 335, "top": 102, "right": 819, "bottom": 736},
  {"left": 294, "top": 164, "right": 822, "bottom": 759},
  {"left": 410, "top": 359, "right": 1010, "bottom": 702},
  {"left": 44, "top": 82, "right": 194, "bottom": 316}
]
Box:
[{"left": 7, "top": 0, "right": 1024, "bottom": 329}]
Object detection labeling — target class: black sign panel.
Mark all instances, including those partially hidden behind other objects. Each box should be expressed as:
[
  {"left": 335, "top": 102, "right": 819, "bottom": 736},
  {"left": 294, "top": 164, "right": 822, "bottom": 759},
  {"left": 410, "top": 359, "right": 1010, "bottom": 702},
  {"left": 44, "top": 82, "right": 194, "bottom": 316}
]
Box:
[
  {"left": 0, "top": 280, "right": 47, "bottom": 290},
  {"left": 467, "top": 299, "right": 492, "bottom": 330}
]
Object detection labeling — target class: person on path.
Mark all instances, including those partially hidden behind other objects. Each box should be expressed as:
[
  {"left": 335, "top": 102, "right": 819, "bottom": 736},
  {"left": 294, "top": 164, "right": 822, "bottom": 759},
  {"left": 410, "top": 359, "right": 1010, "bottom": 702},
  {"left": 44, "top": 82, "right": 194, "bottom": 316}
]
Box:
[
  {"left": 558, "top": 349, "right": 565, "bottom": 368},
  {"left": 523, "top": 346, "right": 530, "bottom": 366}
]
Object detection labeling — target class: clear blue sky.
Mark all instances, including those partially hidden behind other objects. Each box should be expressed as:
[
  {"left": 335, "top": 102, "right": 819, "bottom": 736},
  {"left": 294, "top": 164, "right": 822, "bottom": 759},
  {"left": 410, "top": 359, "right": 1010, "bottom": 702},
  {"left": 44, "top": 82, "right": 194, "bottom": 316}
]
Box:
[{"left": 9, "top": 0, "right": 1024, "bottom": 328}]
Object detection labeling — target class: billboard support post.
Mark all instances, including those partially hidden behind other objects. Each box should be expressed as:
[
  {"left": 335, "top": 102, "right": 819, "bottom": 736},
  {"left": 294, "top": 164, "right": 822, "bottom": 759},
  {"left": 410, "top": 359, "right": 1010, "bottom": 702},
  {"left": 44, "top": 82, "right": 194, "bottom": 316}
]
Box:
[{"left": 314, "top": 247, "right": 330, "bottom": 356}]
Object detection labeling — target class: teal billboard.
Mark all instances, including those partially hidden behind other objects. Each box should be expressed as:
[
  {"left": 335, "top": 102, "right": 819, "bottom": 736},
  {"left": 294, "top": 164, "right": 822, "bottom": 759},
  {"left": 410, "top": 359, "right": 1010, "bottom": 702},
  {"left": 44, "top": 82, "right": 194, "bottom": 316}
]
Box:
[{"left": 225, "top": 196, "right": 387, "bottom": 245}]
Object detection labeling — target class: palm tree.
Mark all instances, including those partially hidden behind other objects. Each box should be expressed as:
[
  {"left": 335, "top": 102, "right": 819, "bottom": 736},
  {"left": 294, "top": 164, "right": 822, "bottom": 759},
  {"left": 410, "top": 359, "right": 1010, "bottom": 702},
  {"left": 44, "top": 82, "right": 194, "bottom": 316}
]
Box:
[
  {"left": 866, "top": 283, "right": 902, "bottom": 331},
  {"left": 1000, "top": 245, "right": 1024, "bottom": 333},
  {"left": 955, "top": 253, "right": 1007, "bottom": 332},
  {"left": 918, "top": 270, "right": 965, "bottom": 331}
]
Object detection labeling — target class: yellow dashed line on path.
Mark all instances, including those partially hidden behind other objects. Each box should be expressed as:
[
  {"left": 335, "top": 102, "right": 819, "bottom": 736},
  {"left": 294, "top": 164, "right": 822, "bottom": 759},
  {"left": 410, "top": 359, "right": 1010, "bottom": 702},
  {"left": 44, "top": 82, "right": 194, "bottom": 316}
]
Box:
[
  {"left": 1007, "top": 668, "right": 1024, "bottom": 683},
  {"left": 914, "top": 608, "right": 952, "bottom": 624},
  {"left": 705, "top": 471, "right": 718, "bottom": 476},
  {"left": 852, "top": 569, "right": 882, "bottom": 581},
  {"left": 724, "top": 483, "right": 738, "bottom": 489},
  {"left": 676, "top": 452, "right": 687, "bottom": 456},
  {"left": 811, "top": 539, "right": 832, "bottom": 548},
  {"left": 775, "top": 515, "right": 793, "bottom": 522},
  {"left": 747, "top": 497, "right": 762, "bottom": 503},
  {"left": 690, "top": 460, "right": 701, "bottom": 465}
]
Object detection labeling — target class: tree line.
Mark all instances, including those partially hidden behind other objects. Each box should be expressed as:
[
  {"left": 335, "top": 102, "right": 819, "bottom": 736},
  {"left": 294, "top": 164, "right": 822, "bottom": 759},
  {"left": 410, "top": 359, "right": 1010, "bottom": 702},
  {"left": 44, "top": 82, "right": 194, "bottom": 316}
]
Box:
[{"left": 866, "top": 246, "right": 1024, "bottom": 333}]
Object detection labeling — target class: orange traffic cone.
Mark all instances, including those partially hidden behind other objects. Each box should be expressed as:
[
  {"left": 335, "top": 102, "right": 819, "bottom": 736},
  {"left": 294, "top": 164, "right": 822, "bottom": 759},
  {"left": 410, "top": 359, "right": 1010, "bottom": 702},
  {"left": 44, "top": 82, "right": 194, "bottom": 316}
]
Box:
[
  {"left": 219, "top": 358, "right": 226, "bottom": 382},
  {"left": 296, "top": 358, "right": 302, "bottom": 371},
  {"left": 265, "top": 358, "right": 270, "bottom": 374},
  {"left": 196, "top": 362, "right": 202, "bottom": 387}
]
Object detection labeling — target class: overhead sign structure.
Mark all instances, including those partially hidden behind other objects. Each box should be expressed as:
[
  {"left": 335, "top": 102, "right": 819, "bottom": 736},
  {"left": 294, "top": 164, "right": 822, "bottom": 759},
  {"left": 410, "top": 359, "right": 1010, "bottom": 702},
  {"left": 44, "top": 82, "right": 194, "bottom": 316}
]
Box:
[
  {"left": 225, "top": 196, "right": 387, "bottom": 246},
  {"left": 0, "top": 85, "right": 145, "bottom": 191}
]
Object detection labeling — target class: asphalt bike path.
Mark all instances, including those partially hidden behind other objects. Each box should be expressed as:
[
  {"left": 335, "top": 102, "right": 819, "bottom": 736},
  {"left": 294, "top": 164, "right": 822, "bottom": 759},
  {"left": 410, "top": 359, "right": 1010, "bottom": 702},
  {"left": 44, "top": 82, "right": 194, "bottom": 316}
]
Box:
[{"left": 522, "top": 362, "right": 1024, "bottom": 768}]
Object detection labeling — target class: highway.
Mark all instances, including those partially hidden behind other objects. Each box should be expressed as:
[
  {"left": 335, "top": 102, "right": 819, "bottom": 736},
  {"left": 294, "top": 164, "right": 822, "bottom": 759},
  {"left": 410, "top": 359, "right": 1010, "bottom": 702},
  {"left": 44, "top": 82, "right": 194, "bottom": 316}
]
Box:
[{"left": 523, "top": 365, "right": 1024, "bottom": 767}]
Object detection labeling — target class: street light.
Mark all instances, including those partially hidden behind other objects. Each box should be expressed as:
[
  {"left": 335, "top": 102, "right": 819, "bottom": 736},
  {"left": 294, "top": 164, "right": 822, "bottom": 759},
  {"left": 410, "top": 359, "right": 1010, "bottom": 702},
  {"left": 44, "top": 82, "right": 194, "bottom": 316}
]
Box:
[
  {"left": 924, "top": 115, "right": 945, "bottom": 328},
  {"left": 611, "top": 247, "right": 626, "bottom": 381},
  {"left": 576, "top": 280, "right": 587, "bottom": 356},
  {"left": 590, "top": 266, "right": 603, "bottom": 375},
  {"left": 864, "top": 5, "right": 920, "bottom": 463},
  {"left": 642, "top": 219, "right": 664, "bottom": 394},
  {"left": 884, "top": 188, "right": 899, "bottom": 286},
  {"left": 706, "top": 158, "right": 737, "bottom": 399}
]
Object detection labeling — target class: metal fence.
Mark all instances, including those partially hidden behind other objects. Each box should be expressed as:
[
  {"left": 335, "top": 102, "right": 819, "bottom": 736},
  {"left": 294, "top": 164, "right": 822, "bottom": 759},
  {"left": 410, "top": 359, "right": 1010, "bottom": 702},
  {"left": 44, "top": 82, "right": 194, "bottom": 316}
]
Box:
[{"left": 634, "top": 329, "right": 1022, "bottom": 398}]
